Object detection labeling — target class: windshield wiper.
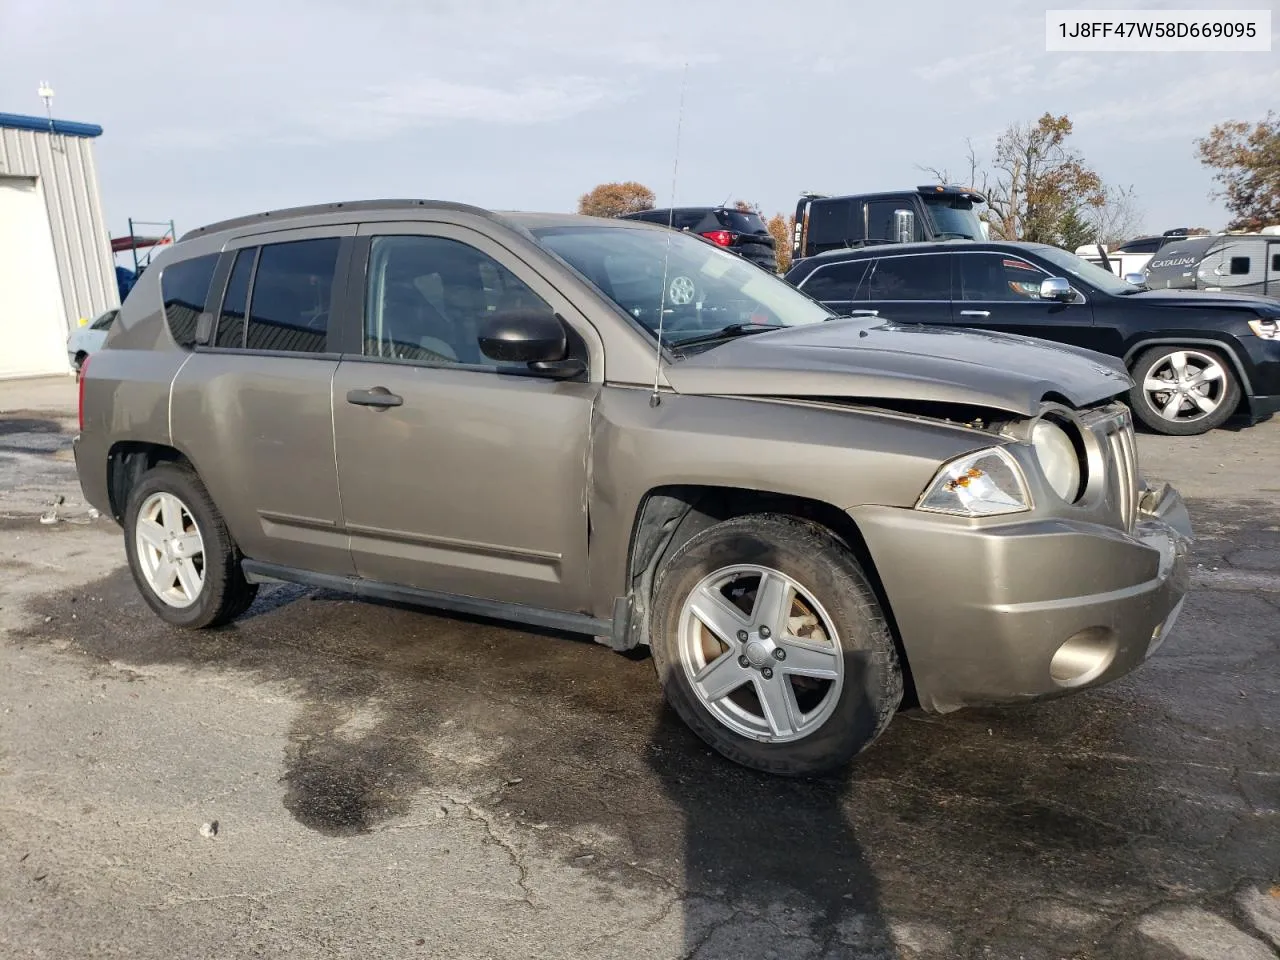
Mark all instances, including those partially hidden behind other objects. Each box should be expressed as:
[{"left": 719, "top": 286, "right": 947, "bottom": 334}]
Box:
[{"left": 668, "top": 322, "right": 786, "bottom": 350}]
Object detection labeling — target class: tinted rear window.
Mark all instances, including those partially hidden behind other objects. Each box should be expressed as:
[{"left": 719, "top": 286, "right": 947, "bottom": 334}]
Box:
[
  {"left": 868, "top": 255, "right": 950, "bottom": 300},
  {"left": 216, "top": 247, "right": 256, "bottom": 348},
  {"left": 804, "top": 199, "right": 860, "bottom": 253},
  {"left": 245, "top": 238, "right": 341, "bottom": 354},
  {"left": 801, "top": 260, "right": 870, "bottom": 302},
  {"left": 160, "top": 254, "right": 218, "bottom": 349},
  {"left": 716, "top": 210, "right": 768, "bottom": 235}
]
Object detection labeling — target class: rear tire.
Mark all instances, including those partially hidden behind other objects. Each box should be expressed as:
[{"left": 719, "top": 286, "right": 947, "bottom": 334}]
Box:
[
  {"left": 650, "top": 514, "right": 902, "bottom": 777},
  {"left": 123, "top": 462, "right": 258, "bottom": 628},
  {"left": 1129, "top": 345, "right": 1240, "bottom": 436}
]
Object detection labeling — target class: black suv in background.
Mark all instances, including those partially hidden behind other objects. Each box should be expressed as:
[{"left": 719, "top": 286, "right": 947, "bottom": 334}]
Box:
[
  {"left": 620, "top": 206, "right": 777, "bottom": 272},
  {"left": 785, "top": 240, "right": 1280, "bottom": 436}
]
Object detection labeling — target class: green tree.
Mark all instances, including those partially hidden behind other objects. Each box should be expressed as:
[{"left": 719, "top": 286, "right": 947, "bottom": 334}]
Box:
[
  {"left": 1196, "top": 111, "right": 1280, "bottom": 230},
  {"left": 577, "top": 181, "right": 656, "bottom": 218},
  {"left": 1053, "top": 208, "right": 1096, "bottom": 251}
]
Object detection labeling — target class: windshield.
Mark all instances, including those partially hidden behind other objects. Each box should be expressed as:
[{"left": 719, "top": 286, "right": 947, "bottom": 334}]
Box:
[
  {"left": 922, "top": 197, "right": 984, "bottom": 239},
  {"left": 531, "top": 225, "right": 832, "bottom": 344},
  {"left": 1032, "top": 245, "right": 1138, "bottom": 295}
]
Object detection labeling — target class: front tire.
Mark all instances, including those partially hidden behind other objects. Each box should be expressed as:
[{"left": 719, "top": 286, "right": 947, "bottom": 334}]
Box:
[
  {"left": 123, "top": 462, "right": 258, "bottom": 628},
  {"left": 650, "top": 514, "right": 902, "bottom": 777},
  {"left": 1129, "top": 346, "right": 1240, "bottom": 436}
]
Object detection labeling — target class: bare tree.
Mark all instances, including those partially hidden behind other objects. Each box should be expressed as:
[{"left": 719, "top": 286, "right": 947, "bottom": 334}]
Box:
[
  {"left": 1091, "top": 184, "right": 1144, "bottom": 247},
  {"left": 921, "top": 115, "right": 1109, "bottom": 244}
]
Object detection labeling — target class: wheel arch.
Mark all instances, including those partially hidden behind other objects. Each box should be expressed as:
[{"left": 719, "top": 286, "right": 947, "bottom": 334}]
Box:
[
  {"left": 1122, "top": 336, "right": 1254, "bottom": 399},
  {"left": 620, "top": 484, "right": 917, "bottom": 706},
  {"left": 106, "top": 441, "right": 193, "bottom": 522}
]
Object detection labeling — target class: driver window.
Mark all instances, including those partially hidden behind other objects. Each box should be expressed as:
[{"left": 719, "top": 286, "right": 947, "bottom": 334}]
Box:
[
  {"left": 364, "top": 235, "right": 552, "bottom": 367},
  {"left": 959, "top": 254, "right": 1049, "bottom": 302}
]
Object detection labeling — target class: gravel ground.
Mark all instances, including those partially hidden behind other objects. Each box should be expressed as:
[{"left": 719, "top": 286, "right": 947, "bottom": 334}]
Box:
[{"left": 2, "top": 375, "right": 1278, "bottom": 959}]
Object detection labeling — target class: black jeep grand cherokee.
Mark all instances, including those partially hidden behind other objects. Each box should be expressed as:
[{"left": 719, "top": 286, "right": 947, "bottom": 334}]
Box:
[{"left": 785, "top": 239, "right": 1280, "bottom": 436}]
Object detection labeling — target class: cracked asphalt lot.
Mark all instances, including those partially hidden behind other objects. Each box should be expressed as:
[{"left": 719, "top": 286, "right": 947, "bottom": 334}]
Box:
[{"left": 2, "top": 378, "right": 1278, "bottom": 959}]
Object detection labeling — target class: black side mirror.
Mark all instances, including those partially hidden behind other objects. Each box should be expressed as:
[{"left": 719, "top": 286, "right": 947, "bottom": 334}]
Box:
[{"left": 478, "top": 310, "right": 584, "bottom": 378}]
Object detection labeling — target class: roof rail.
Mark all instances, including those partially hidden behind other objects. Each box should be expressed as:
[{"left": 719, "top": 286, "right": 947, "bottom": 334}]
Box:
[{"left": 178, "top": 198, "right": 496, "bottom": 241}]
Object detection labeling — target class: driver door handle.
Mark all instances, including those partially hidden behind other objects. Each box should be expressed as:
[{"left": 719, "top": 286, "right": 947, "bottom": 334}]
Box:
[
  {"left": 346, "top": 387, "right": 403, "bottom": 408},
  {"left": 959, "top": 310, "right": 991, "bottom": 318}
]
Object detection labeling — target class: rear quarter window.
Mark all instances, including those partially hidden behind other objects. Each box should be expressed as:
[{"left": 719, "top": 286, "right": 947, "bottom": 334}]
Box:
[{"left": 160, "top": 254, "right": 219, "bottom": 349}]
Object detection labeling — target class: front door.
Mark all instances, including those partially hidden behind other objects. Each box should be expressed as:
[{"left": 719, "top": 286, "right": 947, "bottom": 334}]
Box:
[
  {"left": 331, "top": 223, "right": 599, "bottom": 613},
  {"left": 1268, "top": 242, "right": 1280, "bottom": 298},
  {"left": 953, "top": 251, "right": 1100, "bottom": 350}
]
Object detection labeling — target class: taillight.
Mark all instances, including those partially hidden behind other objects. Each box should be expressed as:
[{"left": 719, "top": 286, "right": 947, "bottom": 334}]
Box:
[
  {"left": 78, "top": 356, "right": 89, "bottom": 431},
  {"left": 700, "top": 230, "right": 734, "bottom": 247}
]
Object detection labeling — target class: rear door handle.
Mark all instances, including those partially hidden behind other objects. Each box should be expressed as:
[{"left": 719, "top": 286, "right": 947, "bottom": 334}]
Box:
[
  {"left": 847, "top": 309, "right": 879, "bottom": 316},
  {"left": 346, "top": 387, "right": 403, "bottom": 408},
  {"left": 959, "top": 310, "right": 991, "bottom": 318}
]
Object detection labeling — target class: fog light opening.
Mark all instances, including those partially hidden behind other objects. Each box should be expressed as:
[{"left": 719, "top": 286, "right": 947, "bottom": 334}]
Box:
[{"left": 1050, "top": 627, "right": 1117, "bottom": 688}]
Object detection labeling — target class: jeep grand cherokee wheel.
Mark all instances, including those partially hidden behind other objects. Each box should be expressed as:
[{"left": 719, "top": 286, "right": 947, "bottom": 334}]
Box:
[
  {"left": 1129, "top": 346, "right": 1240, "bottom": 436},
  {"left": 124, "top": 462, "right": 258, "bottom": 628},
  {"left": 650, "top": 514, "right": 902, "bottom": 777}
]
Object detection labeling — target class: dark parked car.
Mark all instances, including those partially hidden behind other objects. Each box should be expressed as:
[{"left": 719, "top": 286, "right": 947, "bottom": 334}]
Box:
[
  {"left": 786, "top": 240, "right": 1280, "bottom": 436},
  {"left": 619, "top": 206, "right": 777, "bottom": 271},
  {"left": 75, "top": 201, "right": 1190, "bottom": 776}
]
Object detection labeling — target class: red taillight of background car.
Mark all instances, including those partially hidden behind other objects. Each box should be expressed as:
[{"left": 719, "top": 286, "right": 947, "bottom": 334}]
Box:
[
  {"left": 78, "top": 355, "right": 89, "bottom": 431},
  {"left": 699, "top": 230, "right": 734, "bottom": 247}
]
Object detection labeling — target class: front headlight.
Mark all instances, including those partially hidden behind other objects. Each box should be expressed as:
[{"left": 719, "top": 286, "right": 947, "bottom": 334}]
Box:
[
  {"left": 1031, "top": 418, "right": 1082, "bottom": 501},
  {"left": 916, "top": 447, "right": 1030, "bottom": 517},
  {"left": 1248, "top": 318, "right": 1279, "bottom": 340}
]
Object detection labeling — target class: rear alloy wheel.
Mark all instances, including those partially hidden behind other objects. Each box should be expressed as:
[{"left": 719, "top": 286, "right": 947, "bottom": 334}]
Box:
[
  {"left": 134, "top": 491, "right": 206, "bottom": 608},
  {"left": 124, "top": 462, "right": 258, "bottom": 628},
  {"left": 1129, "top": 346, "right": 1240, "bottom": 436},
  {"left": 650, "top": 514, "right": 902, "bottom": 777}
]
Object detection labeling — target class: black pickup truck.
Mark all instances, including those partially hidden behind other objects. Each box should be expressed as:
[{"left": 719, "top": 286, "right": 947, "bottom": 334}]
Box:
[{"left": 792, "top": 184, "right": 987, "bottom": 261}]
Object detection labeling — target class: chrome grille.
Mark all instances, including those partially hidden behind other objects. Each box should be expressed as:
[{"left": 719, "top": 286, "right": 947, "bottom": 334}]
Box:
[{"left": 1087, "top": 405, "right": 1140, "bottom": 531}]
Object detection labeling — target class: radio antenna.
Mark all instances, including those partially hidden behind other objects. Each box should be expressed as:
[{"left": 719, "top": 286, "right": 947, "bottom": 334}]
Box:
[{"left": 650, "top": 62, "right": 689, "bottom": 409}]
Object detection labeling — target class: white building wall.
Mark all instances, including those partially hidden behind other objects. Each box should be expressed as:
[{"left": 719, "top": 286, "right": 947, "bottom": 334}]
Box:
[
  {"left": 0, "top": 176, "right": 70, "bottom": 378},
  {"left": 0, "top": 122, "right": 118, "bottom": 376}
]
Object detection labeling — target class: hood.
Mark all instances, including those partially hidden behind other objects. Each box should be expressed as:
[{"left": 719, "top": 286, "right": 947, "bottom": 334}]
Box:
[
  {"left": 1125, "top": 288, "right": 1280, "bottom": 312},
  {"left": 663, "top": 318, "right": 1131, "bottom": 417}
]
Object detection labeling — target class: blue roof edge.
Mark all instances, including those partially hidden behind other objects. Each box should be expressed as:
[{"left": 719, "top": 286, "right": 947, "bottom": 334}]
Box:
[{"left": 0, "top": 112, "right": 104, "bottom": 138}]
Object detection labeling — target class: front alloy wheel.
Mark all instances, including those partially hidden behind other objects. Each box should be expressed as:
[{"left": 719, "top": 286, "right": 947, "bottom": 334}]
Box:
[
  {"left": 678, "top": 565, "right": 845, "bottom": 743},
  {"left": 651, "top": 514, "right": 902, "bottom": 777},
  {"left": 1130, "top": 346, "right": 1240, "bottom": 436}
]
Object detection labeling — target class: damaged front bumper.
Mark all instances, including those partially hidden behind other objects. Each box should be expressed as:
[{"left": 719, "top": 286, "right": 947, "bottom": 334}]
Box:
[{"left": 850, "top": 482, "right": 1192, "bottom": 713}]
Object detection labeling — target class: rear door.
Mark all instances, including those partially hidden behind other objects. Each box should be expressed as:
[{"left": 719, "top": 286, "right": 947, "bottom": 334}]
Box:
[
  {"left": 1269, "top": 242, "right": 1280, "bottom": 298},
  {"left": 793, "top": 258, "right": 872, "bottom": 316},
  {"left": 170, "top": 226, "right": 355, "bottom": 576},
  {"left": 953, "top": 251, "right": 1098, "bottom": 349},
  {"left": 330, "top": 221, "right": 600, "bottom": 612},
  {"left": 861, "top": 252, "right": 952, "bottom": 325}
]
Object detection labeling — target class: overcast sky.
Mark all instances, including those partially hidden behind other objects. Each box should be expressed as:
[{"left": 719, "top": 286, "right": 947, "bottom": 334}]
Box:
[{"left": 2, "top": 0, "right": 1276, "bottom": 246}]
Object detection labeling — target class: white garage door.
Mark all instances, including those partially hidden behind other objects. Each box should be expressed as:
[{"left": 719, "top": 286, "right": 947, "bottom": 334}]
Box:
[{"left": 0, "top": 176, "right": 70, "bottom": 379}]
